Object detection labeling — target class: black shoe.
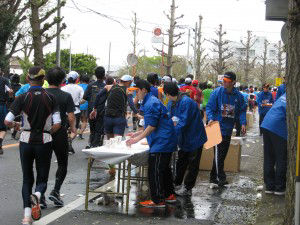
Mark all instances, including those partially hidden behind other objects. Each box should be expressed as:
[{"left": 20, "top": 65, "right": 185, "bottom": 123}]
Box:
[
  {"left": 0, "top": 147, "right": 3, "bottom": 155},
  {"left": 78, "top": 134, "right": 84, "bottom": 140},
  {"left": 49, "top": 190, "right": 64, "bottom": 207},
  {"left": 40, "top": 195, "right": 47, "bottom": 209},
  {"left": 85, "top": 145, "right": 91, "bottom": 149},
  {"left": 209, "top": 178, "right": 218, "bottom": 184},
  {"left": 68, "top": 144, "right": 75, "bottom": 154},
  {"left": 218, "top": 180, "right": 229, "bottom": 187}
]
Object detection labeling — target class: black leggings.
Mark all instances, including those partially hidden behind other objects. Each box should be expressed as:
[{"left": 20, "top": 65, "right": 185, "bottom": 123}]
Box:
[
  {"left": 19, "top": 142, "right": 52, "bottom": 208},
  {"left": 52, "top": 127, "right": 69, "bottom": 193}
]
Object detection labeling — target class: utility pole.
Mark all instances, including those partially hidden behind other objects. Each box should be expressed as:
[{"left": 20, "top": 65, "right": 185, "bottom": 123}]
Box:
[
  {"left": 108, "top": 42, "right": 111, "bottom": 74},
  {"left": 131, "top": 12, "right": 138, "bottom": 77},
  {"left": 56, "top": 0, "right": 61, "bottom": 67}
]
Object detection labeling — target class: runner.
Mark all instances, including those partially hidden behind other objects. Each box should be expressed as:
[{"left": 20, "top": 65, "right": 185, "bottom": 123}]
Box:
[
  {"left": 78, "top": 75, "right": 90, "bottom": 139},
  {"left": 126, "top": 79, "right": 177, "bottom": 208},
  {"left": 4, "top": 66, "right": 61, "bottom": 225},
  {"left": 9, "top": 74, "right": 21, "bottom": 139},
  {"left": 83, "top": 66, "right": 106, "bottom": 148},
  {"left": 46, "top": 67, "right": 76, "bottom": 207},
  {"left": 0, "top": 70, "right": 12, "bottom": 155},
  {"left": 61, "top": 71, "right": 84, "bottom": 154},
  {"left": 206, "top": 72, "right": 247, "bottom": 186},
  {"left": 179, "top": 77, "right": 197, "bottom": 101},
  {"left": 257, "top": 84, "right": 273, "bottom": 136},
  {"left": 202, "top": 81, "right": 213, "bottom": 122},
  {"left": 164, "top": 82, "right": 207, "bottom": 196}
]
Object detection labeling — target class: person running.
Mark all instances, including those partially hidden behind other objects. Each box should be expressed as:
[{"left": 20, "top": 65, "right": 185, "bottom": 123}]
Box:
[
  {"left": 164, "top": 82, "right": 207, "bottom": 196},
  {"left": 261, "top": 93, "right": 287, "bottom": 195},
  {"left": 0, "top": 71, "right": 12, "bottom": 155},
  {"left": 46, "top": 67, "right": 76, "bottom": 207},
  {"left": 126, "top": 79, "right": 177, "bottom": 208},
  {"left": 206, "top": 72, "right": 247, "bottom": 186},
  {"left": 179, "top": 77, "right": 197, "bottom": 101},
  {"left": 83, "top": 67, "right": 106, "bottom": 148},
  {"left": 257, "top": 84, "right": 274, "bottom": 136},
  {"left": 61, "top": 71, "right": 84, "bottom": 154},
  {"left": 201, "top": 81, "right": 213, "bottom": 121},
  {"left": 78, "top": 75, "right": 90, "bottom": 139},
  {"left": 4, "top": 67, "right": 61, "bottom": 225}
]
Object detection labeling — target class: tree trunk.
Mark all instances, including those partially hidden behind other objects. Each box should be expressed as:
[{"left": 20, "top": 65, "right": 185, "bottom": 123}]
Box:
[
  {"left": 30, "top": 0, "right": 44, "bottom": 67},
  {"left": 166, "top": 0, "right": 175, "bottom": 75},
  {"left": 284, "top": 0, "right": 300, "bottom": 224}
]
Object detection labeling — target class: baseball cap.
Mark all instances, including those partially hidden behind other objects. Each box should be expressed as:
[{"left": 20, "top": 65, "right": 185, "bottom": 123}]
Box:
[
  {"left": 67, "top": 71, "right": 79, "bottom": 80},
  {"left": 120, "top": 74, "right": 133, "bottom": 82},
  {"left": 223, "top": 72, "right": 236, "bottom": 82},
  {"left": 192, "top": 80, "right": 199, "bottom": 86},
  {"left": 28, "top": 67, "right": 45, "bottom": 80},
  {"left": 162, "top": 76, "right": 172, "bottom": 83},
  {"left": 172, "top": 78, "right": 177, "bottom": 83},
  {"left": 185, "top": 77, "right": 192, "bottom": 84}
]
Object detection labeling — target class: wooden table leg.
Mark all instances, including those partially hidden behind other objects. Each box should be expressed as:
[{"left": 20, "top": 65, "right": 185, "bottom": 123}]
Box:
[{"left": 85, "top": 157, "right": 92, "bottom": 210}]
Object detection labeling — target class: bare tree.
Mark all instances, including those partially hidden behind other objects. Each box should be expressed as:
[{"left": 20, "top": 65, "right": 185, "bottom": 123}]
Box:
[
  {"left": 29, "top": 0, "right": 66, "bottom": 67},
  {"left": 130, "top": 12, "right": 138, "bottom": 76},
  {"left": 274, "top": 40, "right": 286, "bottom": 77},
  {"left": 240, "top": 30, "right": 257, "bottom": 83},
  {"left": 259, "top": 39, "right": 270, "bottom": 85},
  {"left": 208, "top": 24, "right": 233, "bottom": 75}
]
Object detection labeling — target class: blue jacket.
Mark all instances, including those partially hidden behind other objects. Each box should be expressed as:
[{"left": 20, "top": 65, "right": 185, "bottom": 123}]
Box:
[
  {"left": 206, "top": 87, "right": 247, "bottom": 136},
  {"left": 275, "top": 84, "right": 286, "bottom": 101},
  {"left": 167, "top": 95, "right": 207, "bottom": 152},
  {"left": 150, "top": 86, "right": 158, "bottom": 98},
  {"left": 257, "top": 91, "right": 274, "bottom": 115},
  {"left": 79, "top": 83, "right": 88, "bottom": 110},
  {"left": 141, "top": 93, "right": 177, "bottom": 153},
  {"left": 261, "top": 93, "right": 287, "bottom": 140}
]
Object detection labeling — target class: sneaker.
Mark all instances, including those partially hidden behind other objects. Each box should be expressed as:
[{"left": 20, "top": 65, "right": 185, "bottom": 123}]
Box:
[
  {"left": 209, "top": 178, "right": 218, "bottom": 184},
  {"left": 176, "top": 187, "right": 192, "bottom": 196},
  {"left": 40, "top": 195, "right": 47, "bottom": 209},
  {"left": 22, "top": 217, "right": 33, "bottom": 225},
  {"left": 68, "top": 146, "right": 75, "bottom": 155},
  {"left": 218, "top": 180, "right": 229, "bottom": 187},
  {"left": 274, "top": 191, "right": 285, "bottom": 196},
  {"left": 265, "top": 189, "right": 274, "bottom": 194},
  {"left": 0, "top": 147, "right": 3, "bottom": 155},
  {"left": 49, "top": 190, "right": 64, "bottom": 207},
  {"left": 256, "top": 185, "right": 264, "bottom": 191},
  {"left": 165, "top": 194, "right": 176, "bottom": 203},
  {"left": 30, "top": 194, "right": 41, "bottom": 221},
  {"left": 139, "top": 200, "right": 165, "bottom": 208},
  {"left": 78, "top": 134, "right": 84, "bottom": 140}
]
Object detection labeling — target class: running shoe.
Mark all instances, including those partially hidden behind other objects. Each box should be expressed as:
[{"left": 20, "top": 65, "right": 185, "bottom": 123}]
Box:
[
  {"left": 22, "top": 217, "right": 32, "bottom": 225},
  {"left": 30, "top": 194, "right": 41, "bottom": 220},
  {"left": 139, "top": 200, "right": 165, "bottom": 208},
  {"left": 49, "top": 190, "right": 64, "bottom": 207},
  {"left": 78, "top": 134, "right": 84, "bottom": 140},
  {"left": 40, "top": 195, "right": 47, "bottom": 209},
  {"left": 165, "top": 194, "right": 176, "bottom": 203}
]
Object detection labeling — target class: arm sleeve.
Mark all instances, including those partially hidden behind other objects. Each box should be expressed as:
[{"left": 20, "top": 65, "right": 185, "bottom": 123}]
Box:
[
  {"left": 206, "top": 90, "right": 218, "bottom": 121},
  {"left": 66, "top": 94, "right": 75, "bottom": 113},
  {"left": 144, "top": 102, "right": 161, "bottom": 128},
  {"left": 127, "top": 94, "right": 138, "bottom": 114},
  {"left": 175, "top": 100, "right": 192, "bottom": 136},
  {"left": 9, "top": 95, "right": 23, "bottom": 116},
  {"left": 15, "top": 85, "right": 27, "bottom": 97},
  {"left": 239, "top": 95, "right": 247, "bottom": 125}
]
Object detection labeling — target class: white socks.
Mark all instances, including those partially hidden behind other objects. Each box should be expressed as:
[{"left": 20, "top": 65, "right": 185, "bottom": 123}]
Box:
[
  {"left": 34, "top": 191, "right": 41, "bottom": 200},
  {"left": 24, "top": 207, "right": 31, "bottom": 218}
]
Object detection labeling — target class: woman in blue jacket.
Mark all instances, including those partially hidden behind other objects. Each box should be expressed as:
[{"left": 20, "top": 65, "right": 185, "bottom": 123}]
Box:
[
  {"left": 164, "top": 82, "right": 207, "bottom": 196},
  {"left": 261, "top": 93, "right": 287, "bottom": 195},
  {"left": 257, "top": 84, "right": 274, "bottom": 135},
  {"left": 126, "top": 79, "right": 177, "bottom": 208},
  {"left": 206, "top": 72, "right": 247, "bottom": 186}
]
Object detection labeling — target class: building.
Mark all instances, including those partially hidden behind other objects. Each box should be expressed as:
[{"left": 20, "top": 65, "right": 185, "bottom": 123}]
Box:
[{"left": 9, "top": 57, "right": 23, "bottom": 75}]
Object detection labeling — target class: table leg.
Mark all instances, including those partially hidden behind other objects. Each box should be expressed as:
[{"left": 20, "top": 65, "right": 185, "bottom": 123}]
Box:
[
  {"left": 117, "top": 163, "right": 121, "bottom": 193},
  {"left": 126, "top": 162, "right": 131, "bottom": 214},
  {"left": 85, "top": 157, "right": 92, "bottom": 210}
]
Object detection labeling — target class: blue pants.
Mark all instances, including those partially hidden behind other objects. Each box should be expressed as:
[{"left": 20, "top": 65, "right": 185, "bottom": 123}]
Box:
[
  {"left": 262, "top": 129, "right": 287, "bottom": 192},
  {"left": 19, "top": 142, "right": 52, "bottom": 208}
]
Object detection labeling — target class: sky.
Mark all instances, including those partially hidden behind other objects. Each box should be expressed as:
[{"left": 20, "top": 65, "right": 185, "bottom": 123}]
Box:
[{"left": 43, "top": 0, "right": 284, "bottom": 69}]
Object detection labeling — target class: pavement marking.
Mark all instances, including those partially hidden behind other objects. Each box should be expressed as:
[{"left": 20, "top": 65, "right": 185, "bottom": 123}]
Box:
[
  {"left": 2, "top": 143, "right": 19, "bottom": 149},
  {"left": 34, "top": 179, "right": 115, "bottom": 225}
]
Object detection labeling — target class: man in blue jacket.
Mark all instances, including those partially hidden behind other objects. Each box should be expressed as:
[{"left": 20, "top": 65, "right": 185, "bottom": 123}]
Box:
[
  {"left": 261, "top": 93, "right": 287, "bottom": 195},
  {"left": 257, "top": 84, "right": 274, "bottom": 135},
  {"left": 126, "top": 79, "right": 177, "bottom": 208},
  {"left": 164, "top": 82, "right": 207, "bottom": 196},
  {"left": 206, "top": 72, "right": 247, "bottom": 186},
  {"left": 275, "top": 77, "right": 286, "bottom": 101}
]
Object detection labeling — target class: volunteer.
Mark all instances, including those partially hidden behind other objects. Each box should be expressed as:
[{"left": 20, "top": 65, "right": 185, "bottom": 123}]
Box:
[
  {"left": 261, "top": 93, "right": 287, "bottom": 195},
  {"left": 4, "top": 67, "right": 61, "bottom": 225},
  {"left": 257, "top": 84, "right": 274, "bottom": 136},
  {"left": 275, "top": 77, "right": 286, "bottom": 101},
  {"left": 164, "top": 82, "right": 207, "bottom": 196},
  {"left": 126, "top": 79, "right": 177, "bottom": 208},
  {"left": 206, "top": 71, "right": 247, "bottom": 186}
]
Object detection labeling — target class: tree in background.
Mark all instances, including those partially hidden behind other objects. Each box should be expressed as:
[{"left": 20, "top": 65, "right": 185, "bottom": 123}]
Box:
[
  {"left": 29, "top": 0, "right": 66, "bottom": 67},
  {"left": 258, "top": 39, "right": 269, "bottom": 85},
  {"left": 274, "top": 40, "right": 286, "bottom": 77},
  {"left": 0, "top": 1, "right": 29, "bottom": 73},
  {"left": 44, "top": 49, "right": 97, "bottom": 76}
]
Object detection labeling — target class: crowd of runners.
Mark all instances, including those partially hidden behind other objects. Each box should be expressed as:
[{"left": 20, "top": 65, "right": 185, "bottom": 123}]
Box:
[{"left": 0, "top": 67, "right": 287, "bottom": 225}]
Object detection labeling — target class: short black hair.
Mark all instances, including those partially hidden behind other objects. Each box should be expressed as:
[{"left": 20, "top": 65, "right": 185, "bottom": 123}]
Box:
[
  {"left": 135, "top": 79, "right": 151, "bottom": 92},
  {"left": 106, "top": 76, "right": 114, "bottom": 85},
  {"left": 163, "top": 82, "right": 179, "bottom": 97},
  {"left": 134, "top": 76, "right": 140, "bottom": 83},
  {"left": 80, "top": 75, "right": 90, "bottom": 83},
  {"left": 10, "top": 74, "right": 20, "bottom": 84},
  {"left": 147, "top": 73, "right": 159, "bottom": 85},
  {"left": 95, "top": 66, "right": 105, "bottom": 80},
  {"left": 179, "top": 78, "right": 185, "bottom": 84},
  {"left": 46, "top": 67, "right": 66, "bottom": 86},
  {"left": 186, "top": 74, "right": 194, "bottom": 80}
]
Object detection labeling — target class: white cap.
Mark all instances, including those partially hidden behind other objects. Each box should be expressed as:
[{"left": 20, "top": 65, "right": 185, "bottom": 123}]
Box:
[
  {"left": 185, "top": 77, "right": 192, "bottom": 84},
  {"left": 172, "top": 78, "right": 177, "bottom": 83},
  {"left": 162, "top": 76, "right": 172, "bottom": 83},
  {"left": 67, "top": 71, "right": 79, "bottom": 80},
  {"left": 120, "top": 74, "right": 133, "bottom": 82}
]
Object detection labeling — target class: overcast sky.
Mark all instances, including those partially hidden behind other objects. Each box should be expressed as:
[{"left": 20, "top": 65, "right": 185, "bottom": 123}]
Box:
[{"left": 44, "top": 0, "right": 284, "bottom": 69}]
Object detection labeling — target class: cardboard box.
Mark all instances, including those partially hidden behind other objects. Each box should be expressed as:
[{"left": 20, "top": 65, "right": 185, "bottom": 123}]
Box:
[
  {"left": 246, "top": 112, "right": 254, "bottom": 129},
  {"left": 200, "top": 138, "right": 242, "bottom": 173}
]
